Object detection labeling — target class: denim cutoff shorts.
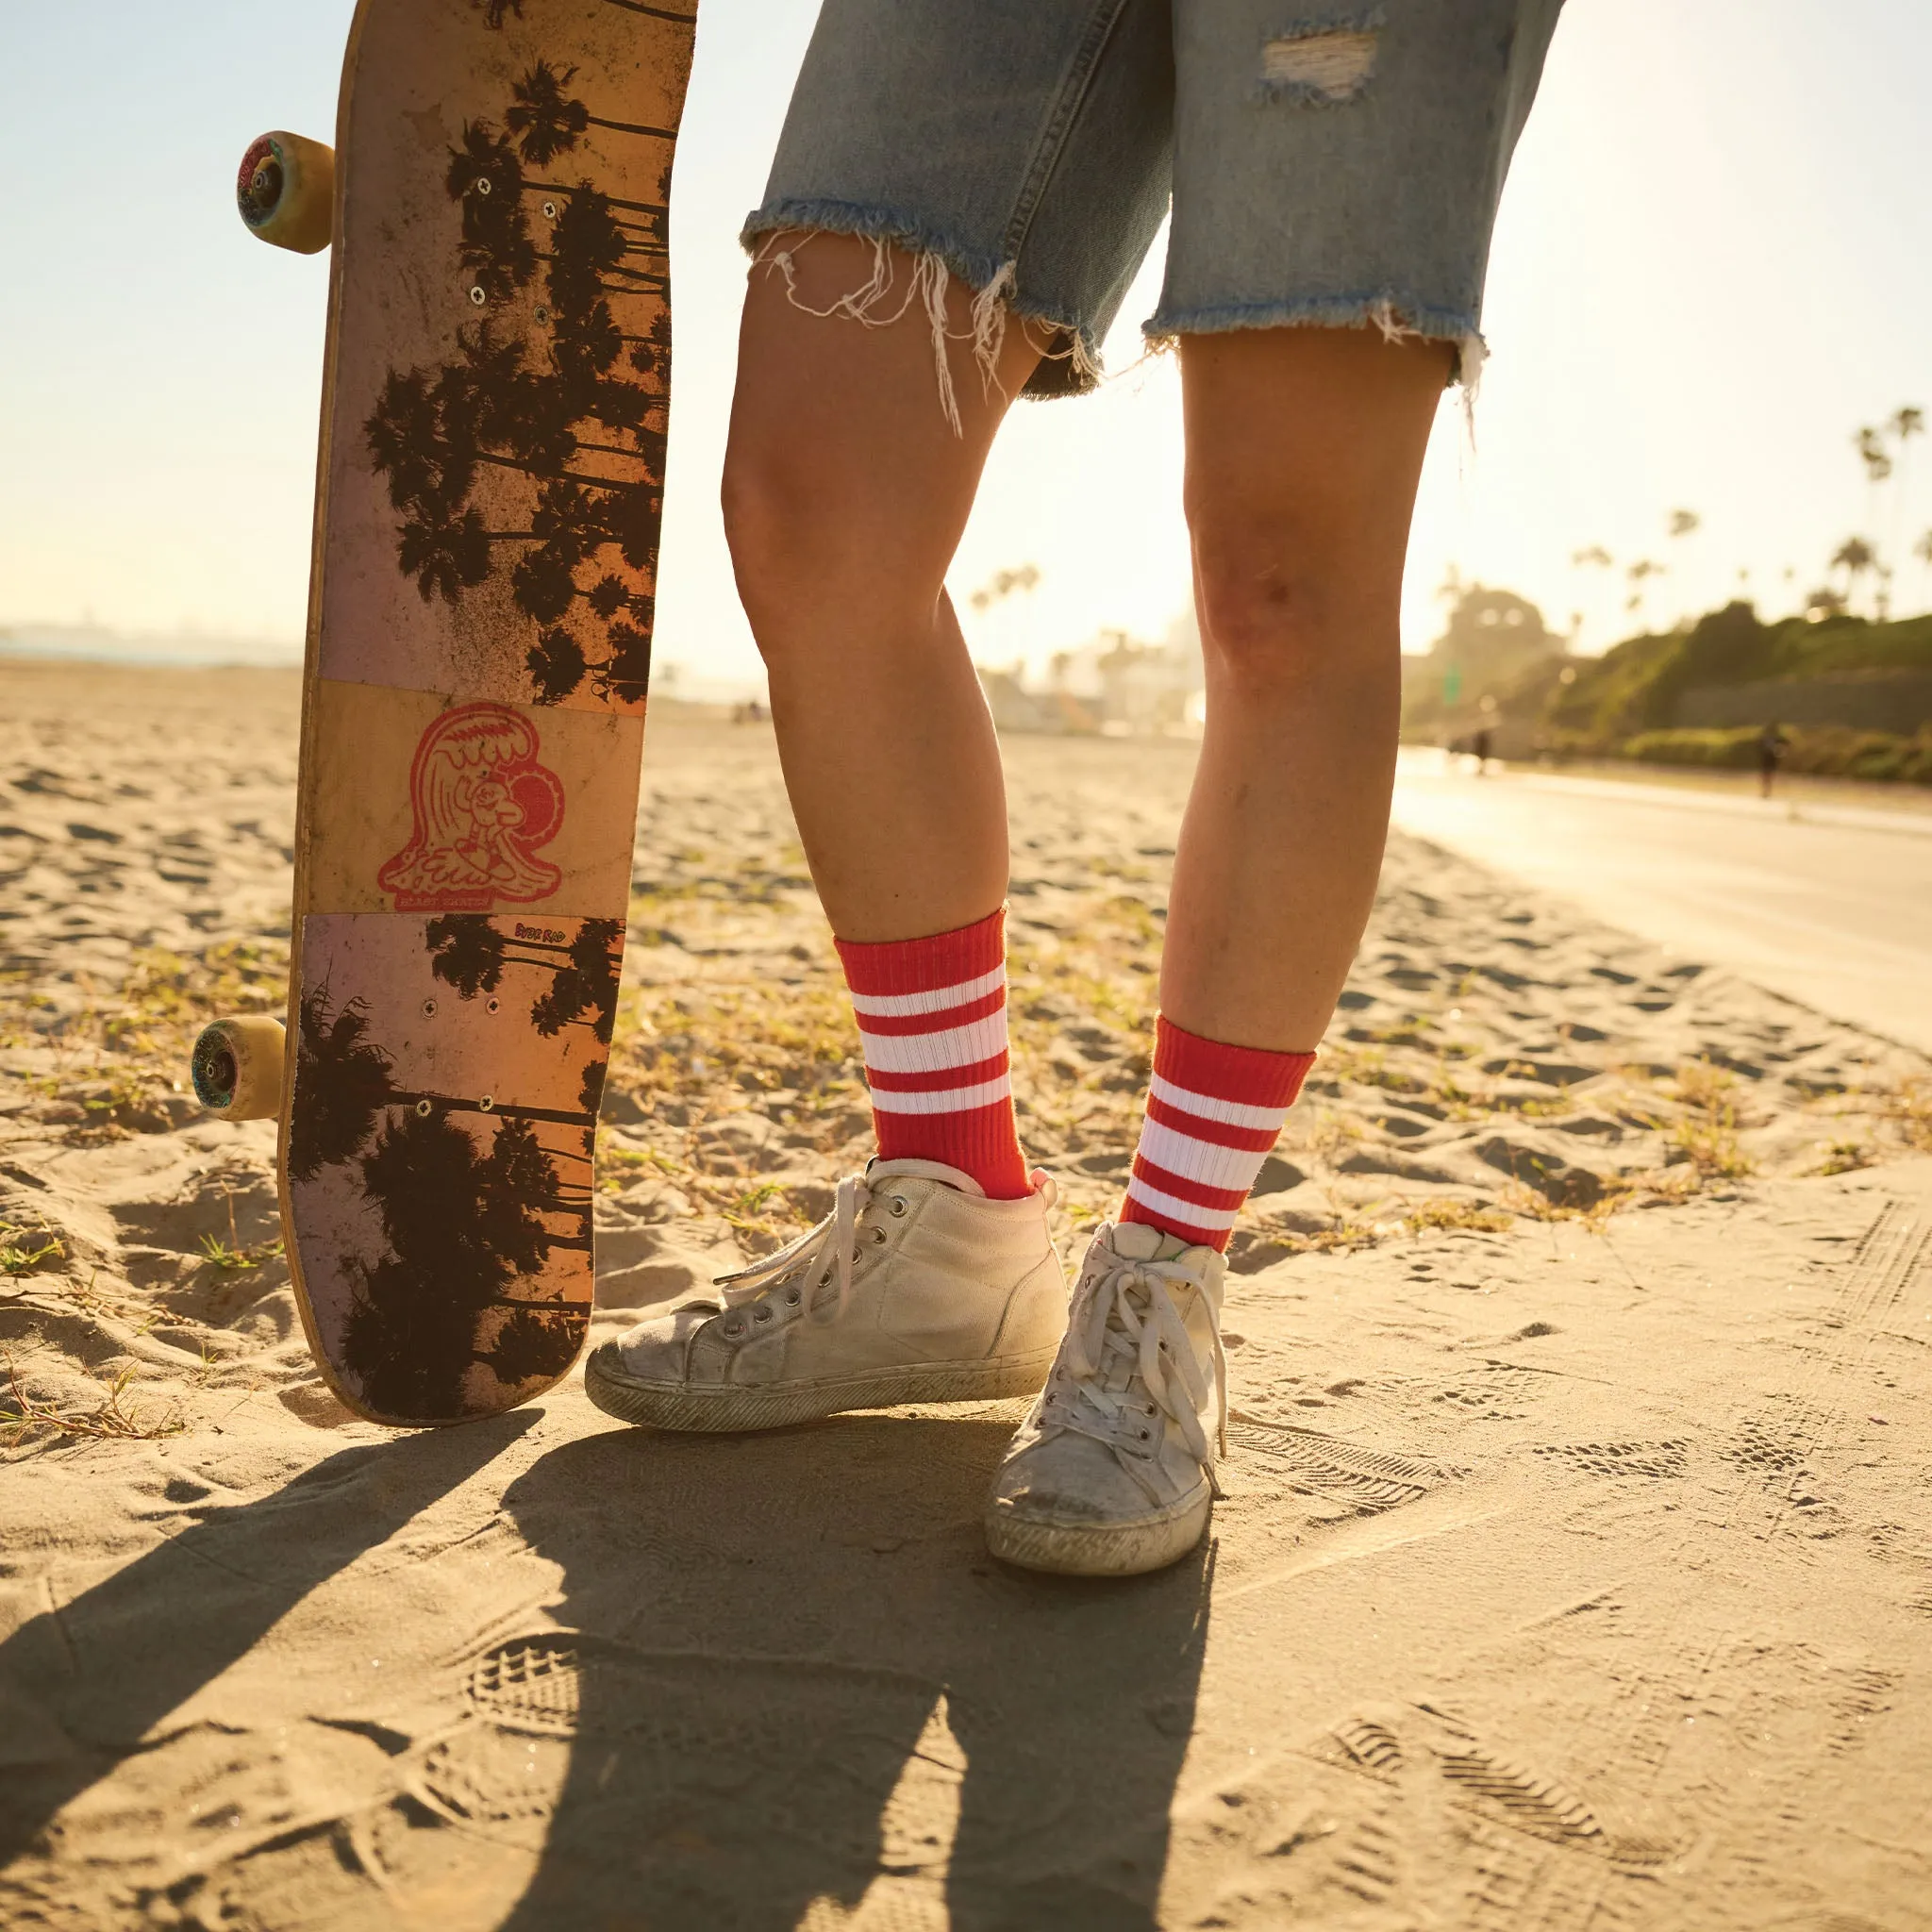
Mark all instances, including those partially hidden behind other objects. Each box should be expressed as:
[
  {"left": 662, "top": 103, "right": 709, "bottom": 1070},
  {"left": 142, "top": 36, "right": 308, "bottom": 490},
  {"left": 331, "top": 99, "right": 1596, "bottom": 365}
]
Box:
[{"left": 743, "top": 0, "right": 1565, "bottom": 398}]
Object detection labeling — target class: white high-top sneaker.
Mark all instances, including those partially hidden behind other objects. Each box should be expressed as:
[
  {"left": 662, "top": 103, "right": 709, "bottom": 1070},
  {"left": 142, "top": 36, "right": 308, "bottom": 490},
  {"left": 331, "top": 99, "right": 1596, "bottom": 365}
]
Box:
[
  {"left": 584, "top": 1158, "right": 1066, "bottom": 1431},
  {"left": 984, "top": 1221, "right": 1227, "bottom": 1576}
]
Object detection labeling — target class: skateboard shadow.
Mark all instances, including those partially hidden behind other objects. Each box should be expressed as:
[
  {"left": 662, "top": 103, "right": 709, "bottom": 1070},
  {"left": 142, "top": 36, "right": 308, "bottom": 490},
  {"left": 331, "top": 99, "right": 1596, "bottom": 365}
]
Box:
[
  {"left": 495, "top": 1417, "right": 1210, "bottom": 1930},
  {"left": 0, "top": 1410, "right": 535, "bottom": 1871}
]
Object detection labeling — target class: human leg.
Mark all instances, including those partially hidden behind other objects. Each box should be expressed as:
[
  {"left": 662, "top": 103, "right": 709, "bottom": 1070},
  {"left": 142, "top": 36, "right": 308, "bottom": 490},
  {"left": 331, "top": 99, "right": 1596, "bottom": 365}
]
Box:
[
  {"left": 586, "top": 242, "right": 1064, "bottom": 1432},
  {"left": 987, "top": 325, "right": 1446, "bottom": 1574},
  {"left": 1109, "top": 0, "right": 1564, "bottom": 1253},
  {"left": 724, "top": 233, "right": 1039, "bottom": 942},
  {"left": 1164, "top": 324, "right": 1450, "bottom": 1049},
  {"left": 587, "top": 249, "right": 1068, "bottom": 1428},
  {"left": 990, "top": 0, "right": 1567, "bottom": 1573},
  {"left": 721, "top": 237, "right": 1041, "bottom": 1199},
  {"left": 588, "top": 6, "right": 1182, "bottom": 1436}
]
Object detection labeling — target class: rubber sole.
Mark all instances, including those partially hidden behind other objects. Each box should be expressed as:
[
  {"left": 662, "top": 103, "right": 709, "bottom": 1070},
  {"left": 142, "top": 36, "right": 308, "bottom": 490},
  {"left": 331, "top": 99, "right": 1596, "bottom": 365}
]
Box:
[
  {"left": 983, "top": 1487, "right": 1212, "bottom": 1577},
  {"left": 582, "top": 1341, "right": 1058, "bottom": 1433}
]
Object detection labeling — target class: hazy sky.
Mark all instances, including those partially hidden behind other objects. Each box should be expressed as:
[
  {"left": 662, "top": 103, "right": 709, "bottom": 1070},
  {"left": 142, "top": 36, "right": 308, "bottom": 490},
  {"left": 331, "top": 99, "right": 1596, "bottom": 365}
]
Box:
[{"left": 3, "top": 1, "right": 1928, "bottom": 682}]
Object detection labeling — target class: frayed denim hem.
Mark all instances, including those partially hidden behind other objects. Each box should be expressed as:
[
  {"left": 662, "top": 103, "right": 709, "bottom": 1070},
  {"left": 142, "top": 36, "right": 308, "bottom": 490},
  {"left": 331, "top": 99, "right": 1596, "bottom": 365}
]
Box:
[
  {"left": 1144, "top": 292, "right": 1487, "bottom": 395},
  {"left": 741, "top": 198, "right": 1107, "bottom": 429}
]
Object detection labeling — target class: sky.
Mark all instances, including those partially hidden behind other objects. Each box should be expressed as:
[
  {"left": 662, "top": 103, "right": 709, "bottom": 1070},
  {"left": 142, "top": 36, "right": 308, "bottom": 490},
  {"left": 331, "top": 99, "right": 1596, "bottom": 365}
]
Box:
[{"left": 3, "top": 0, "right": 1929, "bottom": 684}]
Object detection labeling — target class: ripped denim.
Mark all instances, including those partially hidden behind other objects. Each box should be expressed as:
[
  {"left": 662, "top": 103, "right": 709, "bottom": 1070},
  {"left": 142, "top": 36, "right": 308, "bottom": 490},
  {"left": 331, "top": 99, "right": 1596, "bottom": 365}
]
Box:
[{"left": 742, "top": 0, "right": 1565, "bottom": 418}]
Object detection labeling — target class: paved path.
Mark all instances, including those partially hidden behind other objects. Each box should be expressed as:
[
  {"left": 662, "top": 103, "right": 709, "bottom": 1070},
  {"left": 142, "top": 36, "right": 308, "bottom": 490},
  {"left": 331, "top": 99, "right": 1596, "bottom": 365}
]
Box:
[{"left": 1390, "top": 754, "right": 1932, "bottom": 1053}]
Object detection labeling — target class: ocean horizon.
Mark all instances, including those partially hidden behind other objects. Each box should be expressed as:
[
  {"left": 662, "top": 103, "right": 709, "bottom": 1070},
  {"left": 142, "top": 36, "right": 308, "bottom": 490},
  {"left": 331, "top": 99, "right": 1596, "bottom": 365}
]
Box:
[
  {"left": 0, "top": 624, "right": 769, "bottom": 706},
  {"left": 0, "top": 624, "right": 302, "bottom": 670}
]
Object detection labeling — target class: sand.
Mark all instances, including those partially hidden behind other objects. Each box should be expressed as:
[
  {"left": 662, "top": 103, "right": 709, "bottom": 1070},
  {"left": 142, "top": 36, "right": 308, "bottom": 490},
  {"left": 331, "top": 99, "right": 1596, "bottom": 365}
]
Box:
[{"left": 4, "top": 659, "right": 1931, "bottom": 1928}]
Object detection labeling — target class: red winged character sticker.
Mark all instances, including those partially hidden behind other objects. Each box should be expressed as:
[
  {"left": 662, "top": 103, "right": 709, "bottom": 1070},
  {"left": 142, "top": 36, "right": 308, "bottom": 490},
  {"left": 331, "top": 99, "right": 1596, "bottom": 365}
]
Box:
[{"left": 376, "top": 703, "right": 566, "bottom": 911}]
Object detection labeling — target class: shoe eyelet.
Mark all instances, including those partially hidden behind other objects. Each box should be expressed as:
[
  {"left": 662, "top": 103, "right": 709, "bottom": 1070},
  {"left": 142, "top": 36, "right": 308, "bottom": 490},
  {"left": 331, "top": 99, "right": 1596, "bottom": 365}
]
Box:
[
  {"left": 872, "top": 1228, "right": 887, "bottom": 1244},
  {"left": 786, "top": 1288, "right": 802, "bottom": 1306},
  {"left": 753, "top": 1306, "right": 774, "bottom": 1324},
  {"left": 890, "top": 1197, "right": 908, "bottom": 1216},
  {"left": 723, "top": 1320, "right": 744, "bottom": 1338},
  {"left": 1139, "top": 1429, "right": 1152, "bottom": 1441},
  {"left": 818, "top": 1271, "right": 831, "bottom": 1287}
]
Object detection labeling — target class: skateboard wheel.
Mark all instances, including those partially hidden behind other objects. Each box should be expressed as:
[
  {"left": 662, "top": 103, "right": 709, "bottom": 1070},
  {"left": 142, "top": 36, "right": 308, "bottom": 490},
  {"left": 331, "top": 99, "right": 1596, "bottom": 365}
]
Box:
[
  {"left": 191, "top": 1015, "right": 286, "bottom": 1122},
  {"left": 237, "top": 132, "right": 335, "bottom": 254}
]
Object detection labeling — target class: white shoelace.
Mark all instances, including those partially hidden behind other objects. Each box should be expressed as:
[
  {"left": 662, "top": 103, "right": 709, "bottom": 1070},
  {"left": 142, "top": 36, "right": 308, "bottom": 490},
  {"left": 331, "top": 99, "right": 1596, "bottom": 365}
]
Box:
[
  {"left": 712, "top": 1172, "right": 871, "bottom": 1322},
  {"left": 1054, "top": 1246, "right": 1227, "bottom": 1481}
]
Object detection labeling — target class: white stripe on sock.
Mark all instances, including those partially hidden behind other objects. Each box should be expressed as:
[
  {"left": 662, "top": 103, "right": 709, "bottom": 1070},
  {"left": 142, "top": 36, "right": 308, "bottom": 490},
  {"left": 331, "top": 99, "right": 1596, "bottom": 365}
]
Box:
[
  {"left": 1149, "top": 1072, "right": 1289, "bottom": 1132},
  {"left": 857, "top": 1011, "right": 1008, "bottom": 1075},
  {"left": 869, "top": 1074, "right": 1013, "bottom": 1114},
  {"left": 1124, "top": 1174, "right": 1240, "bottom": 1233},
  {"left": 847, "top": 964, "right": 1006, "bottom": 1020},
  {"left": 1134, "top": 1118, "right": 1271, "bottom": 1192}
]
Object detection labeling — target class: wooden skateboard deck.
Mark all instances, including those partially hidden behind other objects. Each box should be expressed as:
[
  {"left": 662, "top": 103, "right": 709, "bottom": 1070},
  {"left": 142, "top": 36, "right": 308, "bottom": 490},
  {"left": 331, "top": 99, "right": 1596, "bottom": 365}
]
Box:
[{"left": 253, "top": 0, "right": 695, "bottom": 1426}]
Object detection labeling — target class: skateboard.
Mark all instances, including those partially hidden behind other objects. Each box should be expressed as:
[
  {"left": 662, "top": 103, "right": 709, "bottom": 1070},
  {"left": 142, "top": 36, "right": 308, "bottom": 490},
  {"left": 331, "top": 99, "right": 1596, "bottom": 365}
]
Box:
[{"left": 191, "top": 0, "right": 696, "bottom": 1426}]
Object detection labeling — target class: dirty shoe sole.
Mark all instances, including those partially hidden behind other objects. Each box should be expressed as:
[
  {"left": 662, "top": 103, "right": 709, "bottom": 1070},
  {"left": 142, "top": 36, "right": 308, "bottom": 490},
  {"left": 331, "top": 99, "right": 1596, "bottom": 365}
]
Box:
[
  {"left": 583, "top": 1342, "right": 1058, "bottom": 1433},
  {"left": 983, "top": 1486, "right": 1212, "bottom": 1577}
]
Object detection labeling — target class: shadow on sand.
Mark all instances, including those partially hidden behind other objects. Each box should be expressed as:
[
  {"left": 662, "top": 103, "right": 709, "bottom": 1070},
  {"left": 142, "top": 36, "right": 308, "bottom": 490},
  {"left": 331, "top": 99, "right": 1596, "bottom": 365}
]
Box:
[
  {"left": 485, "top": 1414, "right": 1210, "bottom": 1929},
  {"left": 1, "top": 1406, "right": 1207, "bottom": 1926},
  {"left": 0, "top": 1412, "right": 537, "bottom": 1872}
]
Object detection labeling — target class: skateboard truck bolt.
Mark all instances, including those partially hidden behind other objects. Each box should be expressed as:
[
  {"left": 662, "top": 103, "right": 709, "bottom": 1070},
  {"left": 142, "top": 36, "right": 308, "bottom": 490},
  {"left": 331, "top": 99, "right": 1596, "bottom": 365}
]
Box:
[
  {"left": 479, "top": 1095, "right": 496, "bottom": 1112},
  {"left": 415, "top": 1099, "right": 433, "bottom": 1117}
]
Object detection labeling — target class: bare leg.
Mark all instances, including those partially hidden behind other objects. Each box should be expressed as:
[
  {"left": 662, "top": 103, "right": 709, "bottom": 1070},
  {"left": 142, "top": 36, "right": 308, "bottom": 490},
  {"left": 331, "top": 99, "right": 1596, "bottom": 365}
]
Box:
[
  {"left": 1161, "top": 326, "right": 1453, "bottom": 1052},
  {"left": 723, "top": 237, "right": 1041, "bottom": 941}
]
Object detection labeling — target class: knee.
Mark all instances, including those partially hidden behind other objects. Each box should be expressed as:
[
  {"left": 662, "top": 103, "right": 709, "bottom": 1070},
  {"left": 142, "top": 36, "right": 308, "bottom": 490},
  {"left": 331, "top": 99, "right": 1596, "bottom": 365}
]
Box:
[
  {"left": 1190, "top": 522, "right": 1399, "bottom": 703},
  {"left": 719, "top": 433, "right": 823, "bottom": 640},
  {"left": 721, "top": 425, "right": 945, "bottom": 669}
]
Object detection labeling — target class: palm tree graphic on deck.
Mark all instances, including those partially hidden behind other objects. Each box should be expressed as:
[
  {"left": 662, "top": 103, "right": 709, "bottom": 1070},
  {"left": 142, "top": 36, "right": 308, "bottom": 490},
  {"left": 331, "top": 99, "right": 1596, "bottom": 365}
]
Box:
[
  {"left": 291, "top": 918, "right": 623, "bottom": 1416},
  {"left": 363, "top": 51, "right": 675, "bottom": 708}
]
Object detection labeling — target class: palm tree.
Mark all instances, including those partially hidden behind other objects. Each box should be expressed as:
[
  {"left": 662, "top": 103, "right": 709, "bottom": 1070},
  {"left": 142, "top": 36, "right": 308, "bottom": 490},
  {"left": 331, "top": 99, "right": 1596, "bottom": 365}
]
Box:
[
  {"left": 506, "top": 61, "right": 675, "bottom": 167},
  {"left": 343, "top": 1109, "right": 575, "bottom": 1416},
  {"left": 426, "top": 915, "right": 624, "bottom": 1043},
  {"left": 1855, "top": 426, "right": 1893, "bottom": 486},
  {"left": 969, "top": 563, "right": 1042, "bottom": 613},
  {"left": 1915, "top": 529, "right": 1932, "bottom": 612},
  {"left": 1666, "top": 509, "right": 1701, "bottom": 625},
  {"left": 1567, "top": 547, "right": 1611, "bottom": 644},
  {"left": 1831, "top": 535, "right": 1876, "bottom": 614},
  {"left": 363, "top": 59, "right": 682, "bottom": 710},
  {"left": 290, "top": 991, "right": 396, "bottom": 1183},
  {"left": 445, "top": 125, "right": 540, "bottom": 300},
  {"left": 1624, "top": 558, "right": 1665, "bottom": 627},
  {"left": 530, "top": 920, "right": 625, "bottom": 1042},
  {"left": 528, "top": 626, "right": 590, "bottom": 704},
  {"left": 1889, "top": 407, "right": 1924, "bottom": 608},
  {"left": 397, "top": 506, "right": 494, "bottom": 604}
]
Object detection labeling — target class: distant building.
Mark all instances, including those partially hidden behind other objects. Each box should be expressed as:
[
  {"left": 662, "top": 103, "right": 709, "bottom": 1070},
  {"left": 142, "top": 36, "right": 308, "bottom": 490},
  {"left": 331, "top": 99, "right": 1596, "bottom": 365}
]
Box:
[
  {"left": 1094, "top": 612, "right": 1204, "bottom": 735},
  {"left": 977, "top": 666, "right": 1098, "bottom": 735},
  {"left": 975, "top": 606, "right": 1205, "bottom": 737},
  {"left": 1401, "top": 585, "right": 1567, "bottom": 757}
]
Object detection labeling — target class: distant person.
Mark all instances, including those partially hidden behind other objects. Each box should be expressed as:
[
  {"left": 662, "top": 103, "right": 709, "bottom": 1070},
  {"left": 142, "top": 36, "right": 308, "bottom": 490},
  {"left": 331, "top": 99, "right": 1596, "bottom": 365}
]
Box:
[
  {"left": 1758, "top": 721, "right": 1789, "bottom": 799},
  {"left": 1473, "top": 725, "right": 1494, "bottom": 774},
  {"left": 591, "top": 0, "right": 1570, "bottom": 1577}
]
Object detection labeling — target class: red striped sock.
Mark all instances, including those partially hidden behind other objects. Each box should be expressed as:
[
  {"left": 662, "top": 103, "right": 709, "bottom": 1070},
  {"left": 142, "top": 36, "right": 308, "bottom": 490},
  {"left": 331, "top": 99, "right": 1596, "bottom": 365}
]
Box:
[
  {"left": 1120, "top": 1016, "right": 1315, "bottom": 1251},
  {"left": 834, "top": 908, "right": 1030, "bottom": 1200}
]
